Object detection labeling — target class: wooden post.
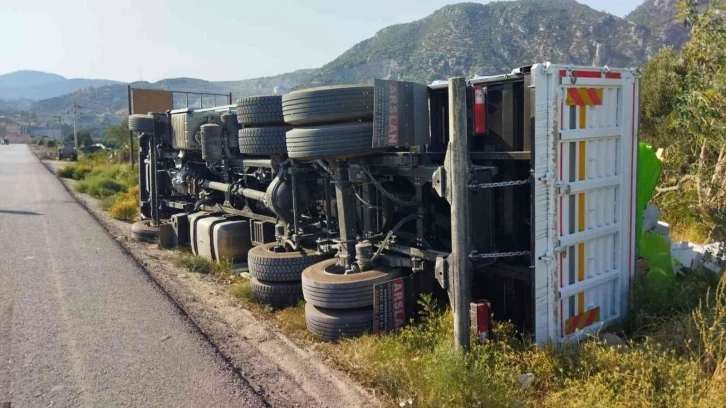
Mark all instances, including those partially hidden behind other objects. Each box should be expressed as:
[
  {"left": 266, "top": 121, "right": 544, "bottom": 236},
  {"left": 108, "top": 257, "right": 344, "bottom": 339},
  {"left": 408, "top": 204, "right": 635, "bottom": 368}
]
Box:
[{"left": 448, "top": 77, "right": 472, "bottom": 350}]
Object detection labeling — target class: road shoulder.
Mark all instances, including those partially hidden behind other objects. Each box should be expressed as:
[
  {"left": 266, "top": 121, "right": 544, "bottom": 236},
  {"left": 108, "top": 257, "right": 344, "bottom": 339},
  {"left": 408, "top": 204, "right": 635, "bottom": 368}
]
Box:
[{"left": 37, "top": 154, "right": 376, "bottom": 408}]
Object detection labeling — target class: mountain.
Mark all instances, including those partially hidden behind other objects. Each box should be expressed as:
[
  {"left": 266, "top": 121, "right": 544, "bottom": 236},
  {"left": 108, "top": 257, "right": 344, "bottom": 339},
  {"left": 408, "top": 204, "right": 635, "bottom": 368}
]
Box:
[
  {"left": 0, "top": 70, "right": 121, "bottom": 101},
  {"left": 31, "top": 69, "right": 317, "bottom": 121},
  {"left": 29, "top": 0, "right": 686, "bottom": 130},
  {"left": 307, "top": 0, "right": 659, "bottom": 86},
  {"left": 627, "top": 0, "right": 691, "bottom": 49}
]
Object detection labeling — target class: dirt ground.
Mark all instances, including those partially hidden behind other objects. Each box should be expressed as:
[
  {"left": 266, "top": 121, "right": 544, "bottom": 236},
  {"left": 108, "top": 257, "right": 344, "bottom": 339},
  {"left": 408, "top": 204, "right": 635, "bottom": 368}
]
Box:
[{"left": 37, "top": 154, "right": 378, "bottom": 408}]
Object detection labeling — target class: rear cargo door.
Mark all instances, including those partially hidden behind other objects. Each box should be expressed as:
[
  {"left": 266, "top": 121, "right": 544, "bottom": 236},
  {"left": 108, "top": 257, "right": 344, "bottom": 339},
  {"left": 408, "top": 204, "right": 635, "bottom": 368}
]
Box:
[{"left": 531, "top": 64, "right": 639, "bottom": 345}]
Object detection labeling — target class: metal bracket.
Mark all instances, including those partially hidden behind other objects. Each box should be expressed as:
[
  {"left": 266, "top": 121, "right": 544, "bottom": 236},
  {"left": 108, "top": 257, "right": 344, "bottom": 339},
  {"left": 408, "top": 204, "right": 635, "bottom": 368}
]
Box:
[
  {"left": 435, "top": 255, "right": 449, "bottom": 290},
  {"left": 538, "top": 171, "right": 555, "bottom": 186},
  {"left": 432, "top": 166, "right": 450, "bottom": 203},
  {"left": 556, "top": 181, "right": 571, "bottom": 195},
  {"left": 539, "top": 251, "right": 554, "bottom": 263}
]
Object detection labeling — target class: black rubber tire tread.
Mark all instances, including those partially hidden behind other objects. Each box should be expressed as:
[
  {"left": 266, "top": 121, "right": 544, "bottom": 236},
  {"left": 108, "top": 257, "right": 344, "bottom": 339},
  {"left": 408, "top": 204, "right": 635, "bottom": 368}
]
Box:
[
  {"left": 250, "top": 278, "right": 303, "bottom": 308},
  {"left": 237, "top": 126, "right": 291, "bottom": 156},
  {"left": 286, "top": 122, "right": 374, "bottom": 161},
  {"left": 302, "top": 258, "right": 403, "bottom": 309},
  {"left": 282, "top": 85, "right": 373, "bottom": 125},
  {"left": 305, "top": 303, "right": 373, "bottom": 341},
  {"left": 128, "top": 114, "right": 154, "bottom": 133},
  {"left": 131, "top": 220, "right": 159, "bottom": 243},
  {"left": 235, "top": 95, "right": 284, "bottom": 126},
  {"left": 248, "top": 242, "right": 331, "bottom": 282}
]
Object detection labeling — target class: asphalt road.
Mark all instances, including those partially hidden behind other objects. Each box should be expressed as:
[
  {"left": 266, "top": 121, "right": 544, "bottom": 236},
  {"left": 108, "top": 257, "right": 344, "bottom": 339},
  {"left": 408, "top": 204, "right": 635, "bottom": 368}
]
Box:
[{"left": 0, "top": 145, "right": 266, "bottom": 407}]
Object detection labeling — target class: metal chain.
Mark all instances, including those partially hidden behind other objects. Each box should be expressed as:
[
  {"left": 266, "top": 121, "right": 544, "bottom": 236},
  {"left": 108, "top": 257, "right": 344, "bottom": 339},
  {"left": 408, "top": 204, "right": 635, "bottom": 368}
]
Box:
[
  {"left": 468, "top": 179, "right": 531, "bottom": 189},
  {"left": 470, "top": 250, "right": 531, "bottom": 260}
]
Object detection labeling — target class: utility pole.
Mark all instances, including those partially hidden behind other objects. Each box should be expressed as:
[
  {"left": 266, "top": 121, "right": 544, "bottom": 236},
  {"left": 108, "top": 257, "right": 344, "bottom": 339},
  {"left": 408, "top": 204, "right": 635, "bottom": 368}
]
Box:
[
  {"left": 55, "top": 116, "right": 62, "bottom": 142},
  {"left": 447, "top": 77, "right": 472, "bottom": 350},
  {"left": 69, "top": 103, "right": 81, "bottom": 149}
]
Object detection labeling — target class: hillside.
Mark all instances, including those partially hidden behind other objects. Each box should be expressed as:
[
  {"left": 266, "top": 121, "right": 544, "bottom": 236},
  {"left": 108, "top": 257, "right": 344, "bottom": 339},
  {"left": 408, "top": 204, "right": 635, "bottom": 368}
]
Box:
[
  {"left": 29, "top": 0, "right": 686, "bottom": 129},
  {"left": 627, "top": 0, "right": 692, "bottom": 49},
  {"left": 0, "top": 70, "right": 121, "bottom": 101},
  {"left": 308, "top": 0, "right": 660, "bottom": 86}
]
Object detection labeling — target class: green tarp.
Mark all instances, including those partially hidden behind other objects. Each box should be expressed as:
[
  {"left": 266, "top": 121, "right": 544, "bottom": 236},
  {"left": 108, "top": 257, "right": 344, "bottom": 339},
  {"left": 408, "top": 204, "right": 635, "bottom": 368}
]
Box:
[
  {"left": 636, "top": 143, "right": 663, "bottom": 252},
  {"left": 635, "top": 143, "right": 672, "bottom": 282}
]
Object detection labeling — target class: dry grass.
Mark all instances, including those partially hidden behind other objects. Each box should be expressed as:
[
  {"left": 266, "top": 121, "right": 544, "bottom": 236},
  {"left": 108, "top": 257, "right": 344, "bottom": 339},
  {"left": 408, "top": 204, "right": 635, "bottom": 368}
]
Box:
[
  {"left": 169, "top": 249, "right": 233, "bottom": 278},
  {"left": 160, "top": 244, "right": 726, "bottom": 407},
  {"left": 56, "top": 153, "right": 140, "bottom": 221},
  {"left": 320, "top": 275, "right": 726, "bottom": 408}
]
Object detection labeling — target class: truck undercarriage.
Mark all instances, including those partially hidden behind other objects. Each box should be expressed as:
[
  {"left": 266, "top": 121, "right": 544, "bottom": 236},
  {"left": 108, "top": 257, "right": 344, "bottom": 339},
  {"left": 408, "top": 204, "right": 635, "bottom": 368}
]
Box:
[{"left": 130, "top": 63, "right": 639, "bottom": 344}]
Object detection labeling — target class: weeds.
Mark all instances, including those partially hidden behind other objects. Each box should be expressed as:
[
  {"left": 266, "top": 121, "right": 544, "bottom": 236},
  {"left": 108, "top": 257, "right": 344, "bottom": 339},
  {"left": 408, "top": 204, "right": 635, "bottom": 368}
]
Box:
[
  {"left": 170, "top": 250, "right": 233, "bottom": 278},
  {"left": 232, "top": 280, "right": 256, "bottom": 302},
  {"left": 321, "top": 274, "right": 726, "bottom": 408},
  {"left": 55, "top": 154, "right": 140, "bottom": 221}
]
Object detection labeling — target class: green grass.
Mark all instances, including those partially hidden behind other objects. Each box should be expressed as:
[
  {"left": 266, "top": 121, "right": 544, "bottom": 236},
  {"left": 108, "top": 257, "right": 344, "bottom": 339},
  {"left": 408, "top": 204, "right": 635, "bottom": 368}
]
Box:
[
  {"left": 232, "top": 280, "right": 256, "bottom": 302},
  {"left": 170, "top": 250, "right": 233, "bottom": 278},
  {"left": 55, "top": 153, "right": 140, "bottom": 221},
  {"left": 319, "top": 274, "right": 726, "bottom": 408}
]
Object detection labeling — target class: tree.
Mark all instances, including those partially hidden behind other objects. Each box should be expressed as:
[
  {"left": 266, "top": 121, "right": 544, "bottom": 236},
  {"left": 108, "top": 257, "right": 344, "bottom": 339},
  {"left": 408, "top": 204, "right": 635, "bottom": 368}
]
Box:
[
  {"left": 645, "top": 0, "right": 726, "bottom": 241},
  {"left": 103, "top": 121, "right": 130, "bottom": 148},
  {"left": 66, "top": 131, "right": 94, "bottom": 147}
]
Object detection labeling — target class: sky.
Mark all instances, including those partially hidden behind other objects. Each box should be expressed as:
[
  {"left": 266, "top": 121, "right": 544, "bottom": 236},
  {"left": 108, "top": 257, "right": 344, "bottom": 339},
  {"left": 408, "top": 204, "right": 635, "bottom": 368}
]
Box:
[{"left": 0, "top": 0, "right": 645, "bottom": 83}]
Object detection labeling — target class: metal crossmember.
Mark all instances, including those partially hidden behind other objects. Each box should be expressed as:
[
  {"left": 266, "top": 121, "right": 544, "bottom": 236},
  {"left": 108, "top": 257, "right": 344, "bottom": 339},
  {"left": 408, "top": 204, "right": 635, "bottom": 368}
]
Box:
[
  {"left": 468, "top": 179, "right": 531, "bottom": 189},
  {"left": 469, "top": 250, "right": 531, "bottom": 260}
]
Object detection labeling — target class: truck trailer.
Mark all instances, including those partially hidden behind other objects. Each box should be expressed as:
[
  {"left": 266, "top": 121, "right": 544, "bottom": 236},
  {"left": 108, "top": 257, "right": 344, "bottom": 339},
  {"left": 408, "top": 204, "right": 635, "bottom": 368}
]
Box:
[{"left": 129, "top": 63, "right": 640, "bottom": 345}]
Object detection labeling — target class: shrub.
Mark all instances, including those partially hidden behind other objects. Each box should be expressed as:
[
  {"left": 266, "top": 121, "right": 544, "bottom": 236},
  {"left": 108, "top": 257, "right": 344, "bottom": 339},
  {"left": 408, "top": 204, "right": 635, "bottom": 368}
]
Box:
[
  {"left": 232, "top": 281, "right": 256, "bottom": 302},
  {"left": 171, "top": 250, "right": 232, "bottom": 277},
  {"left": 108, "top": 185, "right": 139, "bottom": 221}
]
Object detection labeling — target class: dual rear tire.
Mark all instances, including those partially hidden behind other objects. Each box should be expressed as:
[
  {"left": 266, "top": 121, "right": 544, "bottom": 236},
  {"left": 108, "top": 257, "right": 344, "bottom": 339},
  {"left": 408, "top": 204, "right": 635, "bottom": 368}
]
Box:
[
  {"left": 302, "top": 259, "right": 402, "bottom": 341},
  {"left": 247, "top": 242, "right": 331, "bottom": 308}
]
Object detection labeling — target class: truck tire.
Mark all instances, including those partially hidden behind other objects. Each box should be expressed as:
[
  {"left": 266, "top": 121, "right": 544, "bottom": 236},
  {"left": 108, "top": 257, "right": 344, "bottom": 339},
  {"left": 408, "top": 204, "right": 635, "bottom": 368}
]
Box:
[
  {"left": 132, "top": 220, "right": 159, "bottom": 242},
  {"left": 238, "top": 126, "right": 291, "bottom": 156},
  {"left": 128, "top": 114, "right": 154, "bottom": 133},
  {"left": 249, "top": 278, "right": 303, "bottom": 308},
  {"left": 302, "top": 258, "right": 403, "bottom": 309},
  {"left": 286, "top": 122, "right": 374, "bottom": 161},
  {"left": 248, "top": 242, "right": 331, "bottom": 282},
  {"left": 282, "top": 85, "right": 374, "bottom": 125},
  {"left": 305, "top": 303, "right": 373, "bottom": 341},
  {"left": 236, "top": 95, "right": 284, "bottom": 126}
]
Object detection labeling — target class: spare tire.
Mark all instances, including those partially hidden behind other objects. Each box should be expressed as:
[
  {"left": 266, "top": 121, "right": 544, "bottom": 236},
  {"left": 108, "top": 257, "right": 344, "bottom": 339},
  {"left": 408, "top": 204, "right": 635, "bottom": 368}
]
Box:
[
  {"left": 249, "top": 278, "right": 303, "bottom": 308},
  {"left": 238, "top": 126, "right": 291, "bottom": 156},
  {"left": 282, "top": 85, "right": 373, "bottom": 125},
  {"left": 236, "top": 95, "right": 284, "bottom": 126},
  {"left": 305, "top": 303, "right": 373, "bottom": 341},
  {"left": 286, "top": 122, "right": 374, "bottom": 161},
  {"left": 248, "top": 242, "right": 331, "bottom": 282},
  {"left": 128, "top": 114, "right": 154, "bottom": 133},
  {"left": 302, "top": 258, "right": 403, "bottom": 309},
  {"left": 131, "top": 220, "right": 159, "bottom": 243}
]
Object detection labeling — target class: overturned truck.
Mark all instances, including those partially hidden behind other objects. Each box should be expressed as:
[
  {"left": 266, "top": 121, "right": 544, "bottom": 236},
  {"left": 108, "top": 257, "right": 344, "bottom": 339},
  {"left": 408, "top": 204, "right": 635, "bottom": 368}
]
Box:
[{"left": 129, "top": 63, "right": 640, "bottom": 345}]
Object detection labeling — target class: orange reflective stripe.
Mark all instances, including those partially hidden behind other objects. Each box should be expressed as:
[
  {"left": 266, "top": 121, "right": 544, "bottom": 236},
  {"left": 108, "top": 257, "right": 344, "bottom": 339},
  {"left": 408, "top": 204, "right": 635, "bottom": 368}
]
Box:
[
  {"left": 565, "top": 307, "right": 601, "bottom": 334},
  {"left": 566, "top": 88, "right": 603, "bottom": 106}
]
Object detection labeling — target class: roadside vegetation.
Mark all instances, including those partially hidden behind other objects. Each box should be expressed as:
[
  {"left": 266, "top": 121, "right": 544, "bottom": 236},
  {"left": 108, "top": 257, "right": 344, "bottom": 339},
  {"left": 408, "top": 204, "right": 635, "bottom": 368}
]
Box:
[
  {"left": 640, "top": 0, "right": 726, "bottom": 243},
  {"left": 169, "top": 249, "right": 233, "bottom": 278},
  {"left": 56, "top": 151, "right": 139, "bottom": 221}
]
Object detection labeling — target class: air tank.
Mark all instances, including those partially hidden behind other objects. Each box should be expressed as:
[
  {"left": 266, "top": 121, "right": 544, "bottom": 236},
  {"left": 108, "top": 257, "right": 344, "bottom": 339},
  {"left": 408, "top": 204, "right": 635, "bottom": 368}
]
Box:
[
  {"left": 200, "top": 124, "right": 223, "bottom": 161},
  {"left": 220, "top": 113, "right": 240, "bottom": 151}
]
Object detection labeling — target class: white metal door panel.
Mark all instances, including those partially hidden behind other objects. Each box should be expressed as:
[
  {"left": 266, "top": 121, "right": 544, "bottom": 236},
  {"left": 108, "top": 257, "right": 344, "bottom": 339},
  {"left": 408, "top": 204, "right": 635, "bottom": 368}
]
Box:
[{"left": 532, "top": 63, "right": 639, "bottom": 345}]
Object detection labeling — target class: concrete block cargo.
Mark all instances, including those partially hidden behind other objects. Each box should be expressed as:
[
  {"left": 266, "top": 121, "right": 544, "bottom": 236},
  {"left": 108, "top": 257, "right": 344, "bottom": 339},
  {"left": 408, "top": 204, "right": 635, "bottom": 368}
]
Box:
[{"left": 128, "top": 63, "right": 640, "bottom": 346}]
